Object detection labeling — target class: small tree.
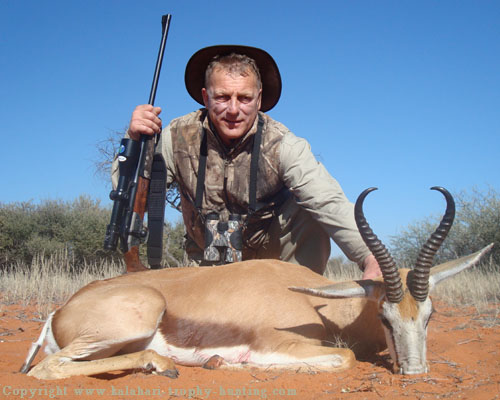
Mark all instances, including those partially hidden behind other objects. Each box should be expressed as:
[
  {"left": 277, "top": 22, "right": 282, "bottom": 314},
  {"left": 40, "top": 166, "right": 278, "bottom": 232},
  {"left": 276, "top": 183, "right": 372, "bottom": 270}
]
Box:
[
  {"left": 94, "top": 128, "right": 182, "bottom": 212},
  {"left": 0, "top": 201, "right": 38, "bottom": 266},
  {"left": 162, "top": 219, "right": 185, "bottom": 267},
  {"left": 390, "top": 187, "right": 500, "bottom": 269}
]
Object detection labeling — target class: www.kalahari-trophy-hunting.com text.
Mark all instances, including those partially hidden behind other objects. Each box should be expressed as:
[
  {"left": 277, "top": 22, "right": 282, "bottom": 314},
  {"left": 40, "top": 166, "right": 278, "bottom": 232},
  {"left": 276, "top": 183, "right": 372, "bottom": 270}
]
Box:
[{"left": 1, "top": 384, "right": 297, "bottom": 399}]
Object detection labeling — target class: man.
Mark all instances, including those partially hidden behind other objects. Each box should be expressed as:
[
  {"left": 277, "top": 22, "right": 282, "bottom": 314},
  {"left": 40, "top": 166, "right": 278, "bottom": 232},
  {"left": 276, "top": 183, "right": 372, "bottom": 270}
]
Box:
[{"left": 116, "top": 45, "right": 381, "bottom": 279}]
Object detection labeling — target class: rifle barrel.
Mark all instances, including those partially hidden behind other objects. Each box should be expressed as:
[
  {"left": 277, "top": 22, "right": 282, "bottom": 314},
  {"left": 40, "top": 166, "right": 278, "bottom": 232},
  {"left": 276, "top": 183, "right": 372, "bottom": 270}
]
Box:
[{"left": 148, "top": 14, "right": 171, "bottom": 106}]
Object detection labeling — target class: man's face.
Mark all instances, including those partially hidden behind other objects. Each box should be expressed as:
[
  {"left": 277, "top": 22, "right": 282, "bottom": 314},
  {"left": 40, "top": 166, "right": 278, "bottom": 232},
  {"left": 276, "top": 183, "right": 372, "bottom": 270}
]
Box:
[{"left": 202, "top": 68, "right": 262, "bottom": 146}]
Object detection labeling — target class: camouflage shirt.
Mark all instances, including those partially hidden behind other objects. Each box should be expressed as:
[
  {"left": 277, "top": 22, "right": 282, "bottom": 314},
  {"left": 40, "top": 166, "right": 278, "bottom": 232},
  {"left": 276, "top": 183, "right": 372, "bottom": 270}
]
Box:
[{"left": 150, "top": 109, "right": 371, "bottom": 266}]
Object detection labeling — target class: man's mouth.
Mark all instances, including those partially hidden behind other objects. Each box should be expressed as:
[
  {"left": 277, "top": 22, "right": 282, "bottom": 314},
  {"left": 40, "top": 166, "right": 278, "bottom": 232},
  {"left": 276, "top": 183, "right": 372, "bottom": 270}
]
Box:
[{"left": 224, "top": 119, "right": 242, "bottom": 128}]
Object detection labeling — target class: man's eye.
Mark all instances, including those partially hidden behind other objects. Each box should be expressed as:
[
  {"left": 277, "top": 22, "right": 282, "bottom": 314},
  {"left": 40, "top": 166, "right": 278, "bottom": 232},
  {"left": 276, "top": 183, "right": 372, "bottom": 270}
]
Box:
[
  {"left": 215, "top": 95, "right": 229, "bottom": 102},
  {"left": 239, "top": 96, "right": 252, "bottom": 104}
]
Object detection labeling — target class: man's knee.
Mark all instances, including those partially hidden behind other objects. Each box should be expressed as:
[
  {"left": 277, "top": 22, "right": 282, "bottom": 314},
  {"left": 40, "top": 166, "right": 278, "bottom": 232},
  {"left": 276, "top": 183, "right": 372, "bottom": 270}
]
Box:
[{"left": 277, "top": 200, "right": 331, "bottom": 274}]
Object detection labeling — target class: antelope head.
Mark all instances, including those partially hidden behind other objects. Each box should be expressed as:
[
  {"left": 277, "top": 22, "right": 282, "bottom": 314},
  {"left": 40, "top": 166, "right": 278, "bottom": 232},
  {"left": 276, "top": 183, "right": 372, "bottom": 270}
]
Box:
[{"left": 292, "top": 187, "right": 493, "bottom": 374}]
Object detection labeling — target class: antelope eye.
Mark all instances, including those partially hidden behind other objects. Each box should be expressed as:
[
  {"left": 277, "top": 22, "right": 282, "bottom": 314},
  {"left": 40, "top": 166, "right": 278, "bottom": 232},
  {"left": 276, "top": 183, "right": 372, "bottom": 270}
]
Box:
[{"left": 379, "top": 315, "right": 392, "bottom": 331}]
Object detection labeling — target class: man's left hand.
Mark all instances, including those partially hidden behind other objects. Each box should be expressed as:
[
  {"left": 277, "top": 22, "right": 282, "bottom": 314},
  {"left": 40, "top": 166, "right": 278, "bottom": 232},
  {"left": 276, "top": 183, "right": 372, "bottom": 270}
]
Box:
[{"left": 362, "top": 254, "right": 382, "bottom": 279}]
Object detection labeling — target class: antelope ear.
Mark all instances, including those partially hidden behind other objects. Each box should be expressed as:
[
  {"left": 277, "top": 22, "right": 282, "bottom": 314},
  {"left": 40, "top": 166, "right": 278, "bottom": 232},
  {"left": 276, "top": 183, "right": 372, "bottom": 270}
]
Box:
[
  {"left": 429, "top": 243, "right": 494, "bottom": 290},
  {"left": 289, "top": 279, "right": 385, "bottom": 300}
]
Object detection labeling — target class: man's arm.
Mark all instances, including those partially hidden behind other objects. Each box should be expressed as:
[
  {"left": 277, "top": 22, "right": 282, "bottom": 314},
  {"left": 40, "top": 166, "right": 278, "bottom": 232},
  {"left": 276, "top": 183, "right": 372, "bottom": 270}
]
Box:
[{"left": 279, "top": 131, "right": 381, "bottom": 278}]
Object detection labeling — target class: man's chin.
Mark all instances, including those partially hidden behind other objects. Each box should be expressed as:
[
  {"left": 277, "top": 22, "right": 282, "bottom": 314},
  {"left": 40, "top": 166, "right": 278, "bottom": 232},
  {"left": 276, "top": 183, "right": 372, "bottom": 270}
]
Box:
[{"left": 218, "top": 129, "right": 246, "bottom": 144}]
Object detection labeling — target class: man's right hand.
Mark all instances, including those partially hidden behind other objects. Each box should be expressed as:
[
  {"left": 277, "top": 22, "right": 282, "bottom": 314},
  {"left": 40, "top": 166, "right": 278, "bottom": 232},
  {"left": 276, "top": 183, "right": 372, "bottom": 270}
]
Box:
[{"left": 128, "top": 104, "right": 163, "bottom": 141}]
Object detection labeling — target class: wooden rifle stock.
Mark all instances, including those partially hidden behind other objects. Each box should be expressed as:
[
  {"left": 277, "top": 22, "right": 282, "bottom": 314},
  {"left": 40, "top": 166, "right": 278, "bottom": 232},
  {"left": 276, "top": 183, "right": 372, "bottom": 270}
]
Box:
[
  {"left": 124, "top": 174, "right": 151, "bottom": 272},
  {"left": 104, "top": 14, "right": 172, "bottom": 273}
]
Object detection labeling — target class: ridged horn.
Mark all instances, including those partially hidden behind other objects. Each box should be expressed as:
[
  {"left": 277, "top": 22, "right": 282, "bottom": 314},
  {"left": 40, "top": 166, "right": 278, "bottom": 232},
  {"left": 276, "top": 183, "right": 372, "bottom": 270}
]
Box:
[
  {"left": 355, "top": 188, "right": 403, "bottom": 303},
  {"left": 410, "top": 187, "right": 455, "bottom": 302}
]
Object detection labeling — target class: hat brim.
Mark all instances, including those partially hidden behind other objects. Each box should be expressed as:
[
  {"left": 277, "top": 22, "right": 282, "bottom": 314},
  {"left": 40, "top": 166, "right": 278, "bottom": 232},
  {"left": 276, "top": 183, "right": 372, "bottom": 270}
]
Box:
[{"left": 185, "top": 45, "right": 282, "bottom": 112}]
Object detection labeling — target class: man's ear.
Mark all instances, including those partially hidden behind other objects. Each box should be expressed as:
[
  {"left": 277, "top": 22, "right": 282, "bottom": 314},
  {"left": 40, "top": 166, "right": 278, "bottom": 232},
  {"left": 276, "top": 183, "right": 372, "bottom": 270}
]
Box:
[
  {"left": 257, "top": 89, "right": 262, "bottom": 110},
  {"left": 202, "top": 88, "right": 209, "bottom": 107}
]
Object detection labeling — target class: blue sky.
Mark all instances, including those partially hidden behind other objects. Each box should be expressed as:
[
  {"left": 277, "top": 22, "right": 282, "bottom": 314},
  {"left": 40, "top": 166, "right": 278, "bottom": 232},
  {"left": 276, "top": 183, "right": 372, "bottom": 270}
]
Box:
[{"left": 1, "top": 1, "right": 499, "bottom": 254}]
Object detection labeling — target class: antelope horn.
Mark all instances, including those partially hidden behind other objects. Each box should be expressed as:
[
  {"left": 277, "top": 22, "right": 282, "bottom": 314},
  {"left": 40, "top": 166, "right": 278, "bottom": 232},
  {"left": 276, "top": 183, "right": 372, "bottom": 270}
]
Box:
[
  {"left": 410, "top": 187, "right": 455, "bottom": 302},
  {"left": 355, "top": 188, "right": 404, "bottom": 303}
]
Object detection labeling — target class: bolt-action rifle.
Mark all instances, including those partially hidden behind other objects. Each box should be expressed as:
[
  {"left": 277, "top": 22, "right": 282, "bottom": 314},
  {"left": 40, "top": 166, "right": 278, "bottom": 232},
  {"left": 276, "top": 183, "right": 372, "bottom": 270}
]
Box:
[{"left": 103, "top": 14, "right": 171, "bottom": 272}]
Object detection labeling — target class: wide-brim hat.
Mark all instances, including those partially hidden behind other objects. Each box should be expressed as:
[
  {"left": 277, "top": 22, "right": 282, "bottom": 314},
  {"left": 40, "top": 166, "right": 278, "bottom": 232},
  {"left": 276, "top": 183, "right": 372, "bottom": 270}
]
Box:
[{"left": 185, "top": 45, "right": 282, "bottom": 112}]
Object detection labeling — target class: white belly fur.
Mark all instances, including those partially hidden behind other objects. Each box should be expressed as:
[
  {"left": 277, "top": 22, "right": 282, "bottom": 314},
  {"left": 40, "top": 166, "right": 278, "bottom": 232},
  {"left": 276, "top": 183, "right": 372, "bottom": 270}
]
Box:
[{"left": 146, "top": 332, "right": 344, "bottom": 369}]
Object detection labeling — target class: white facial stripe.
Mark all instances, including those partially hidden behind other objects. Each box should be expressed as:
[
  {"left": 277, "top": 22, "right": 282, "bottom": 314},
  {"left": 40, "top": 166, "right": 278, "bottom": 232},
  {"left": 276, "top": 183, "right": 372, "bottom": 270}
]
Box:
[{"left": 380, "top": 298, "right": 433, "bottom": 374}]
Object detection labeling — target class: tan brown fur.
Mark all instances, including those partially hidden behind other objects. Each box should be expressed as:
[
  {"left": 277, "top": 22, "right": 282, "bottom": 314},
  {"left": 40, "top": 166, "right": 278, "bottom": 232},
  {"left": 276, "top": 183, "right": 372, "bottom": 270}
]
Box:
[
  {"left": 397, "top": 269, "right": 420, "bottom": 320},
  {"left": 27, "top": 260, "right": 385, "bottom": 379}
]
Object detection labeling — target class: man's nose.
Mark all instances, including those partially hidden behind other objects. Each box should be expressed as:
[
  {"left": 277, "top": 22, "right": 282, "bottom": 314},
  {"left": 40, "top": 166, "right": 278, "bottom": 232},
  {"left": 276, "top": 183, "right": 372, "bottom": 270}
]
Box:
[{"left": 226, "top": 97, "right": 239, "bottom": 114}]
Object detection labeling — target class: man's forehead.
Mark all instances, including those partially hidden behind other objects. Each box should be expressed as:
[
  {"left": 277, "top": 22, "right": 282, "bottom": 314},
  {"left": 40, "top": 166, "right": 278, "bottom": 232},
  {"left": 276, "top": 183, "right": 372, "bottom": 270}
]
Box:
[
  {"left": 207, "top": 70, "right": 260, "bottom": 91},
  {"left": 208, "top": 66, "right": 255, "bottom": 80}
]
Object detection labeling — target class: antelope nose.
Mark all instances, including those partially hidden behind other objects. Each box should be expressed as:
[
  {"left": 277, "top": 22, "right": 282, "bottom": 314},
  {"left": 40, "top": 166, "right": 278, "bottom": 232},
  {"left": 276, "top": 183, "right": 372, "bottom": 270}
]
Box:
[{"left": 401, "top": 365, "right": 427, "bottom": 375}]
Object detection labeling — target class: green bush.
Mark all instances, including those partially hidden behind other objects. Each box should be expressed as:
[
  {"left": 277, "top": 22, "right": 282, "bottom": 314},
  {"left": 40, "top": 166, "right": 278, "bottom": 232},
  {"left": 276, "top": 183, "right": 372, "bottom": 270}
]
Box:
[
  {"left": 0, "top": 196, "right": 118, "bottom": 269},
  {"left": 0, "top": 196, "right": 186, "bottom": 270},
  {"left": 390, "top": 187, "right": 500, "bottom": 269},
  {"left": 0, "top": 201, "right": 38, "bottom": 265},
  {"left": 162, "top": 219, "right": 185, "bottom": 267}
]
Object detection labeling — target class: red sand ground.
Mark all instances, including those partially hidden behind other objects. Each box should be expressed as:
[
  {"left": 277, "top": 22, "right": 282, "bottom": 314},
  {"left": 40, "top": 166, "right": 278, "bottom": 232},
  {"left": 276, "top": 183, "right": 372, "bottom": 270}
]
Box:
[{"left": 1, "top": 301, "right": 499, "bottom": 400}]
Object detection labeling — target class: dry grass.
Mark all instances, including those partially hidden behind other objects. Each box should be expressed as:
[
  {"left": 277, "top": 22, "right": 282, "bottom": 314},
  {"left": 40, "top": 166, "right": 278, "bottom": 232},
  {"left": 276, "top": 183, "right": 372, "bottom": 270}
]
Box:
[
  {"left": 432, "top": 260, "right": 500, "bottom": 307},
  {"left": 325, "top": 256, "right": 363, "bottom": 281},
  {"left": 0, "top": 252, "right": 498, "bottom": 319},
  {"left": 0, "top": 251, "right": 123, "bottom": 318},
  {"left": 430, "top": 259, "right": 500, "bottom": 326}
]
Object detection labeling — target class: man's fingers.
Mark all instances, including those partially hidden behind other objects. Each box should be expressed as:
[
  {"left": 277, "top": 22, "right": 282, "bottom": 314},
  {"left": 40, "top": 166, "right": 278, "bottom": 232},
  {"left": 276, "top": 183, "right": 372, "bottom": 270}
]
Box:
[
  {"left": 361, "top": 254, "right": 382, "bottom": 280},
  {"left": 129, "top": 105, "right": 163, "bottom": 140},
  {"left": 133, "top": 120, "right": 160, "bottom": 134},
  {"left": 129, "top": 120, "right": 161, "bottom": 140}
]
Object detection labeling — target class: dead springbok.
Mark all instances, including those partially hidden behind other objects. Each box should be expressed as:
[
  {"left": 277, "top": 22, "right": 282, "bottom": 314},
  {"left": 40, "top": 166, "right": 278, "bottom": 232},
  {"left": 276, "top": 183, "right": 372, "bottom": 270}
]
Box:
[{"left": 21, "top": 187, "right": 493, "bottom": 379}]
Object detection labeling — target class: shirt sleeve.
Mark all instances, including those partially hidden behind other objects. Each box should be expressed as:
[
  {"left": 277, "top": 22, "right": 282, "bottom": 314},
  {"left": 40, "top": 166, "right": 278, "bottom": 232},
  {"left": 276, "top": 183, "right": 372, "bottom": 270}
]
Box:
[
  {"left": 279, "top": 131, "right": 371, "bottom": 267},
  {"left": 156, "top": 124, "right": 176, "bottom": 188}
]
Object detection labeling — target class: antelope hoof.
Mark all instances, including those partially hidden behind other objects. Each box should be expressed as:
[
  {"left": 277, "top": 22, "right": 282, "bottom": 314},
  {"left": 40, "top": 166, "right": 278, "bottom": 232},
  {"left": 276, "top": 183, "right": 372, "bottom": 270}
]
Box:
[
  {"left": 157, "top": 367, "right": 179, "bottom": 379},
  {"left": 203, "top": 354, "right": 226, "bottom": 370}
]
